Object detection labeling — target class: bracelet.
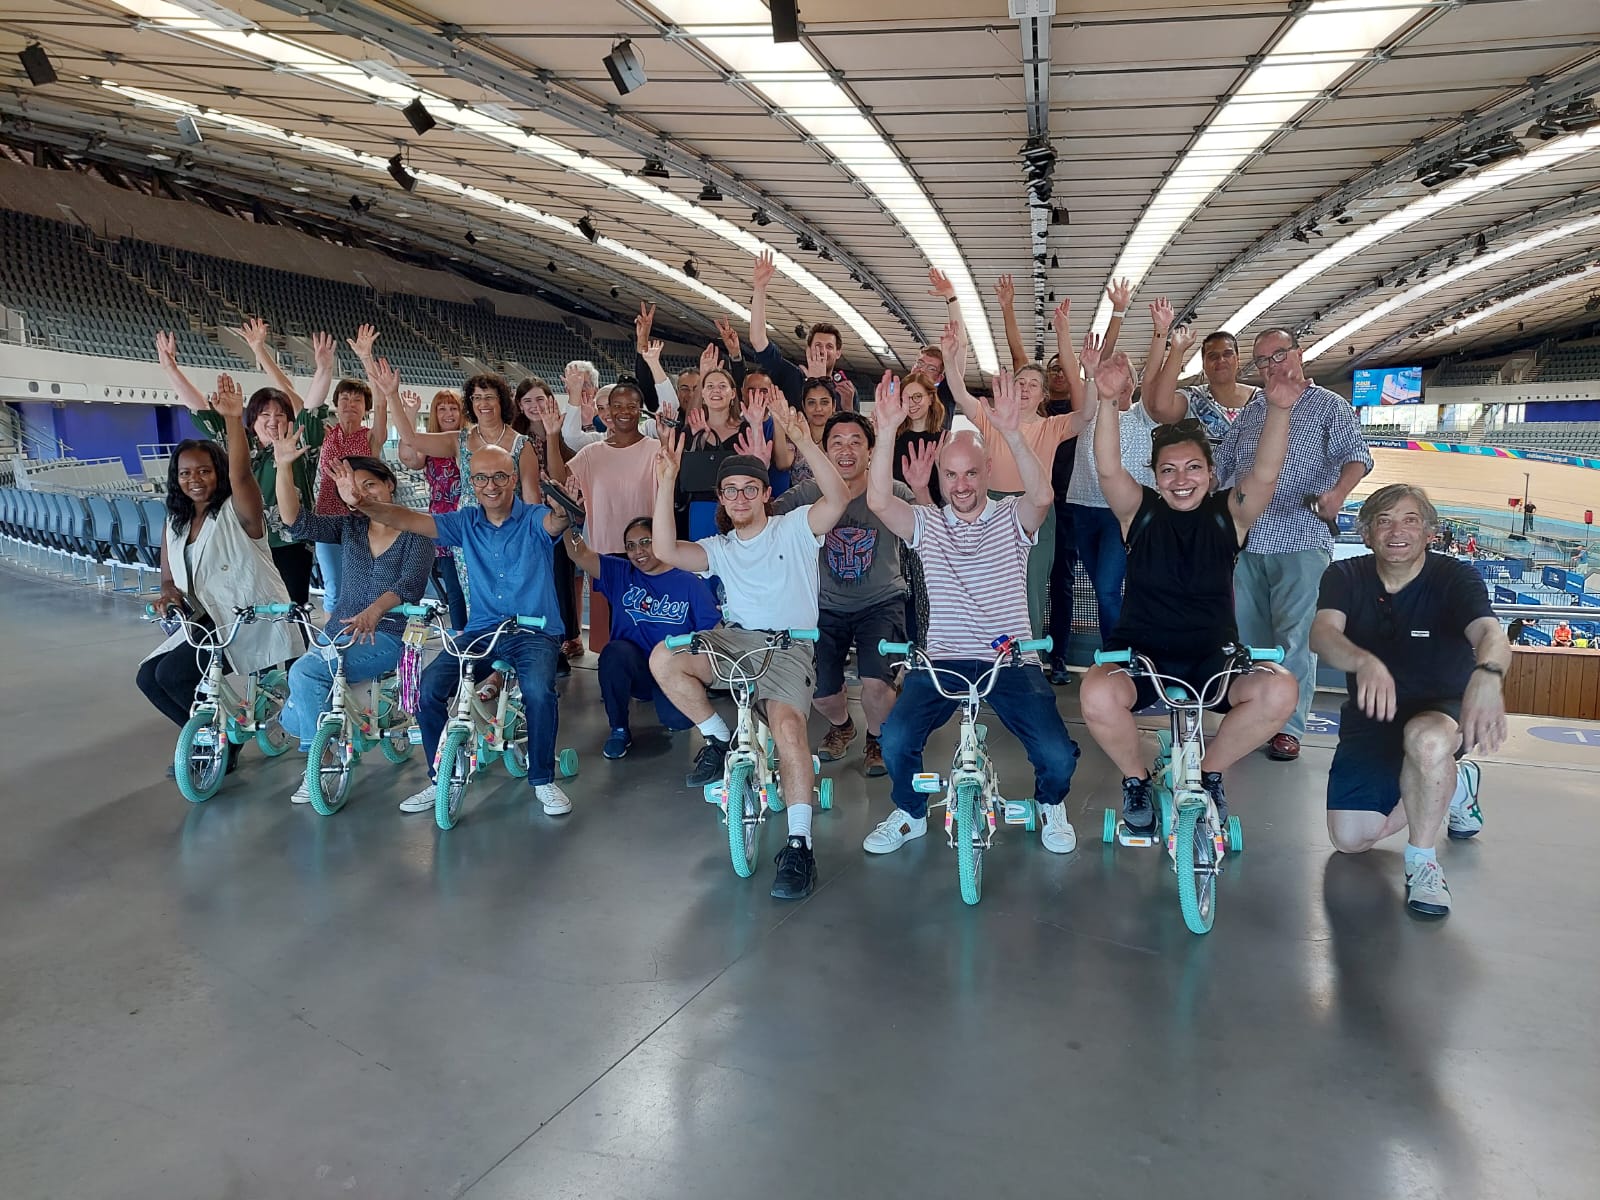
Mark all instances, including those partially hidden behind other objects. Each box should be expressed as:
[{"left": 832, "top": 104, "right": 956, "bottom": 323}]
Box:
[
  {"left": 1473, "top": 663, "right": 1505, "bottom": 678},
  {"left": 944, "top": 296, "right": 958, "bottom": 304},
  {"left": 1112, "top": 309, "right": 1128, "bottom": 318}
]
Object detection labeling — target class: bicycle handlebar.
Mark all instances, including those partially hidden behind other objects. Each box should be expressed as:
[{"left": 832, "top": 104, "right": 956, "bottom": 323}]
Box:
[
  {"left": 1093, "top": 643, "right": 1286, "bottom": 712},
  {"left": 1094, "top": 643, "right": 1283, "bottom": 666}
]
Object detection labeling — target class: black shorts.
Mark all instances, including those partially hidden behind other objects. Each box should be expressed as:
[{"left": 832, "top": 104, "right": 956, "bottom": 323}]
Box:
[
  {"left": 1327, "top": 700, "right": 1462, "bottom": 815},
  {"left": 1106, "top": 643, "right": 1235, "bottom": 715},
  {"left": 816, "top": 596, "right": 908, "bottom": 697}
]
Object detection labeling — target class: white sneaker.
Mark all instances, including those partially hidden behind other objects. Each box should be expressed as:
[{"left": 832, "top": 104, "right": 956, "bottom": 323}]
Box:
[
  {"left": 535, "top": 783, "right": 572, "bottom": 815},
  {"left": 1039, "top": 803, "right": 1077, "bottom": 854},
  {"left": 1405, "top": 858, "right": 1451, "bottom": 917},
  {"left": 398, "top": 783, "right": 435, "bottom": 813},
  {"left": 862, "top": 808, "right": 927, "bottom": 854},
  {"left": 1447, "top": 760, "right": 1483, "bottom": 839},
  {"left": 290, "top": 780, "right": 311, "bottom": 805}
]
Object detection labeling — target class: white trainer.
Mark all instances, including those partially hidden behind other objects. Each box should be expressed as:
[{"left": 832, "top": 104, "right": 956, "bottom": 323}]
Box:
[
  {"left": 535, "top": 783, "right": 572, "bottom": 815},
  {"left": 862, "top": 808, "right": 927, "bottom": 854},
  {"left": 398, "top": 783, "right": 435, "bottom": 813},
  {"left": 290, "top": 780, "right": 311, "bottom": 805},
  {"left": 1039, "top": 803, "right": 1077, "bottom": 854},
  {"left": 1447, "top": 759, "right": 1483, "bottom": 839}
]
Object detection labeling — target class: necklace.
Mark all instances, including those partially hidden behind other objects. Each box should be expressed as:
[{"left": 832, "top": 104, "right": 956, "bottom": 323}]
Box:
[{"left": 476, "top": 423, "right": 510, "bottom": 450}]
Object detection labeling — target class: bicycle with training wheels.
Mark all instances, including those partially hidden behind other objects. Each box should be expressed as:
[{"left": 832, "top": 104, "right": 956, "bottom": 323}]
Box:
[
  {"left": 288, "top": 602, "right": 433, "bottom": 817},
  {"left": 430, "top": 614, "right": 580, "bottom": 830},
  {"left": 664, "top": 628, "right": 834, "bottom": 879},
  {"left": 878, "top": 634, "right": 1053, "bottom": 906},
  {"left": 1093, "top": 643, "right": 1284, "bottom": 935},
  {"left": 146, "top": 602, "right": 294, "bottom": 803}
]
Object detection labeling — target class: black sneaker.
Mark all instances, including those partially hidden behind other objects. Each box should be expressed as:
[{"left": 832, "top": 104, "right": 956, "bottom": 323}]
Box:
[
  {"left": 1048, "top": 656, "right": 1071, "bottom": 686},
  {"left": 1201, "top": 770, "right": 1227, "bottom": 823},
  {"left": 770, "top": 835, "right": 817, "bottom": 900},
  {"left": 555, "top": 653, "right": 572, "bottom": 680},
  {"left": 1121, "top": 774, "right": 1155, "bottom": 834},
  {"left": 685, "top": 736, "right": 728, "bottom": 787}
]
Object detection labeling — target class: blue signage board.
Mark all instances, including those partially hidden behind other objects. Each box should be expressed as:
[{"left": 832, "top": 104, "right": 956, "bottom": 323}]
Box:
[
  {"left": 1472, "top": 559, "right": 1522, "bottom": 580},
  {"left": 1353, "top": 365, "right": 1423, "bottom": 407},
  {"left": 1516, "top": 592, "right": 1542, "bottom": 606},
  {"left": 1494, "top": 585, "right": 1517, "bottom": 604},
  {"left": 1543, "top": 566, "right": 1566, "bottom": 588},
  {"left": 1522, "top": 626, "right": 1553, "bottom": 645}
]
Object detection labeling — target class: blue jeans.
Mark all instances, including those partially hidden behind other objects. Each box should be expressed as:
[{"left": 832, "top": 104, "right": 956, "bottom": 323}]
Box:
[
  {"left": 430, "top": 554, "right": 468, "bottom": 632},
  {"left": 1234, "top": 548, "right": 1330, "bottom": 741},
  {"left": 314, "top": 540, "right": 343, "bottom": 614},
  {"left": 598, "top": 639, "right": 691, "bottom": 733},
  {"left": 281, "top": 631, "right": 404, "bottom": 749},
  {"left": 417, "top": 628, "right": 561, "bottom": 786},
  {"left": 880, "top": 660, "right": 1080, "bottom": 820},
  {"left": 1067, "top": 503, "right": 1126, "bottom": 644}
]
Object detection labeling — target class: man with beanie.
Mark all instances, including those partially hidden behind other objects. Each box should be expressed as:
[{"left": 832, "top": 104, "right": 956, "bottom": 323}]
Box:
[{"left": 649, "top": 408, "right": 850, "bottom": 899}]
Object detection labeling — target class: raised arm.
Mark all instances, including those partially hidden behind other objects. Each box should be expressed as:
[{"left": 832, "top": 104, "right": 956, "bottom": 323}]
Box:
[
  {"left": 1100, "top": 277, "right": 1133, "bottom": 358},
  {"left": 775, "top": 404, "right": 846, "bottom": 534},
  {"left": 898, "top": 436, "right": 939, "bottom": 507},
  {"left": 985, "top": 370, "right": 1052, "bottom": 534},
  {"left": 1091, "top": 350, "right": 1143, "bottom": 525},
  {"left": 937, "top": 318, "right": 982, "bottom": 422},
  {"left": 1228, "top": 374, "right": 1295, "bottom": 538},
  {"left": 536, "top": 392, "right": 569, "bottom": 485},
  {"left": 155, "top": 331, "right": 209, "bottom": 413},
  {"left": 1140, "top": 302, "right": 1194, "bottom": 425},
  {"left": 650, "top": 427, "right": 709, "bottom": 573},
  {"left": 271, "top": 429, "right": 309, "bottom": 528},
  {"left": 304, "top": 331, "right": 336, "bottom": 411},
  {"left": 748, "top": 251, "right": 776, "bottom": 354},
  {"left": 341, "top": 459, "right": 439, "bottom": 539},
  {"left": 1051, "top": 300, "right": 1091, "bottom": 432},
  {"left": 212, "top": 374, "right": 265, "bottom": 538},
  {"left": 562, "top": 526, "right": 601, "bottom": 577},
  {"left": 378, "top": 365, "right": 457, "bottom": 459},
  {"left": 865, "top": 374, "right": 918, "bottom": 542},
  {"left": 994, "top": 273, "right": 1028, "bottom": 370},
  {"left": 239, "top": 317, "right": 307, "bottom": 414}
]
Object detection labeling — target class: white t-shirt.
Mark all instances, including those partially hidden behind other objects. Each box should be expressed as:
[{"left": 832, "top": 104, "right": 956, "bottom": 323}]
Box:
[
  {"left": 697, "top": 506, "right": 824, "bottom": 631},
  {"left": 1064, "top": 401, "right": 1160, "bottom": 508}
]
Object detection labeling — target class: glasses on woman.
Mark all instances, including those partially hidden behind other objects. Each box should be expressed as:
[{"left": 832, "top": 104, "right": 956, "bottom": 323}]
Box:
[
  {"left": 623, "top": 537, "right": 653, "bottom": 552},
  {"left": 719, "top": 482, "right": 763, "bottom": 501},
  {"left": 469, "top": 471, "right": 513, "bottom": 487}
]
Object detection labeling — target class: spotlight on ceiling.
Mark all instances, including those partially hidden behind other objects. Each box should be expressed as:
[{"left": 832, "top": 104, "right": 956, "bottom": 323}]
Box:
[
  {"left": 796, "top": 233, "right": 817, "bottom": 252},
  {"left": 1526, "top": 99, "right": 1600, "bottom": 141},
  {"left": 751, "top": 208, "right": 771, "bottom": 226},
  {"left": 794, "top": 324, "right": 807, "bottom": 339},
  {"left": 603, "top": 38, "right": 647, "bottom": 96},
  {"left": 770, "top": 0, "right": 799, "bottom": 43},
  {"left": 547, "top": 261, "right": 558, "bottom": 272},
  {"left": 640, "top": 156, "right": 669, "bottom": 180},
  {"left": 403, "top": 97, "right": 436, "bottom": 136},
  {"left": 1291, "top": 227, "right": 1311, "bottom": 244},
  {"left": 464, "top": 231, "right": 477, "bottom": 245},
  {"left": 1475, "top": 232, "right": 1489, "bottom": 256},
  {"left": 577, "top": 215, "right": 598, "bottom": 243},
  {"left": 18, "top": 43, "right": 57, "bottom": 87},
  {"left": 698, "top": 180, "right": 723, "bottom": 203},
  {"left": 1050, "top": 207, "right": 1069, "bottom": 226},
  {"left": 386, "top": 154, "right": 416, "bottom": 191},
  {"left": 683, "top": 258, "right": 699, "bottom": 279},
  {"left": 610, "top": 286, "right": 620, "bottom": 299},
  {"left": 176, "top": 115, "right": 203, "bottom": 146},
  {"left": 817, "top": 246, "right": 832, "bottom": 261},
  {"left": 1049, "top": 253, "right": 1058, "bottom": 269}
]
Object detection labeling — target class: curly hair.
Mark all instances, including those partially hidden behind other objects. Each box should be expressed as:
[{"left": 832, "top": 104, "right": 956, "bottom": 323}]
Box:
[
  {"left": 462, "top": 373, "right": 515, "bottom": 425},
  {"left": 244, "top": 387, "right": 294, "bottom": 442}
]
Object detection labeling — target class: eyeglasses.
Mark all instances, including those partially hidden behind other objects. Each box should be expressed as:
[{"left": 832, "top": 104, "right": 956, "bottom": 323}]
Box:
[
  {"left": 1249, "top": 345, "right": 1297, "bottom": 372},
  {"left": 623, "top": 537, "right": 653, "bottom": 552},
  {"left": 719, "top": 483, "right": 763, "bottom": 501},
  {"left": 470, "top": 471, "right": 513, "bottom": 487},
  {"left": 1152, "top": 417, "right": 1206, "bottom": 441}
]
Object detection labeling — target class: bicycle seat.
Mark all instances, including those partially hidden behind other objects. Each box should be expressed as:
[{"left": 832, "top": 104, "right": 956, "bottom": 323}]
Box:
[
  {"left": 1164, "top": 684, "right": 1196, "bottom": 704},
  {"left": 490, "top": 659, "right": 516, "bottom": 674}
]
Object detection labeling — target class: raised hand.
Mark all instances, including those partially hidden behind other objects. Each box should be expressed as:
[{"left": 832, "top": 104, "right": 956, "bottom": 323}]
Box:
[
  {"left": 154, "top": 330, "right": 179, "bottom": 369},
  {"left": 741, "top": 387, "right": 770, "bottom": 436},
  {"left": 805, "top": 339, "right": 830, "bottom": 379},
  {"left": 642, "top": 338, "right": 664, "bottom": 366},
  {"left": 1264, "top": 365, "right": 1305, "bottom": 410},
  {"left": 1168, "top": 323, "right": 1197, "bottom": 360},
  {"left": 658, "top": 395, "right": 679, "bottom": 426},
  {"left": 211, "top": 373, "right": 245, "bottom": 419},
  {"left": 634, "top": 301, "right": 655, "bottom": 353},
  {"left": 1106, "top": 277, "right": 1134, "bottom": 313},
  {"left": 533, "top": 392, "right": 564, "bottom": 435},
  {"left": 655, "top": 424, "right": 684, "bottom": 484},
  {"left": 772, "top": 400, "right": 809, "bottom": 447},
  {"left": 272, "top": 428, "right": 308, "bottom": 466},
  {"left": 734, "top": 419, "right": 772, "bottom": 466},
  {"left": 329, "top": 457, "right": 361, "bottom": 509},
  {"left": 698, "top": 342, "right": 722, "bottom": 377},
  {"left": 579, "top": 384, "right": 599, "bottom": 427},
  {"left": 872, "top": 371, "right": 907, "bottom": 434},
  {"left": 240, "top": 316, "right": 270, "bottom": 353},
  {"left": 927, "top": 266, "right": 956, "bottom": 300},
  {"left": 752, "top": 249, "right": 776, "bottom": 291},
  {"left": 347, "top": 323, "right": 380, "bottom": 362},
  {"left": 714, "top": 316, "right": 740, "bottom": 358},
  {"left": 1093, "top": 351, "right": 1135, "bottom": 407},
  {"left": 369, "top": 357, "right": 400, "bottom": 398},
  {"left": 985, "top": 370, "right": 1023, "bottom": 433},
  {"left": 938, "top": 318, "right": 968, "bottom": 379},
  {"left": 994, "top": 273, "right": 1015, "bottom": 308},
  {"left": 311, "top": 330, "right": 336, "bottom": 373},
  {"left": 900, "top": 436, "right": 940, "bottom": 494},
  {"left": 1051, "top": 297, "right": 1072, "bottom": 341},
  {"left": 1149, "top": 297, "right": 1175, "bottom": 339},
  {"left": 562, "top": 362, "right": 588, "bottom": 403},
  {"left": 396, "top": 387, "right": 423, "bottom": 424},
  {"left": 1078, "top": 330, "right": 1103, "bottom": 375},
  {"left": 685, "top": 406, "right": 709, "bottom": 440}
]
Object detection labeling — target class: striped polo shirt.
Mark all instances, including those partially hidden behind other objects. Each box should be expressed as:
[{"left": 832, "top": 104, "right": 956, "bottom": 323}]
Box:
[{"left": 912, "top": 496, "right": 1037, "bottom": 660}]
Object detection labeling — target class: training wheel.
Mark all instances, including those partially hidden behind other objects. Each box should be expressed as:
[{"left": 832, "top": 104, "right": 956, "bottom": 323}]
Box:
[
  {"left": 1102, "top": 808, "right": 1117, "bottom": 844},
  {"left": 817, "top": 777, "right": 833, "bottom": 810},
  {"left": 1227, "top": 814, "right": 1244, "bottom": 853},
  {"left": 558, "top": 747, "right": 579, "bottom": 778},
  {"left": 1019, "top": 799, "right": 1037, "bottom": 832}
]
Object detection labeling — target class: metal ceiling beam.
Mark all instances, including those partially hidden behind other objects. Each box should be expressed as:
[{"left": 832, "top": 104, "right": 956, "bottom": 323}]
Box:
[
  {"left": 253, "top": 0, "right": 920, "bottom": 355},
  {"left": 1352, "top": 246, "right": 1600, "bottom": 367},
  {"left": 1181, "top": 60, "right": 1600, "bottom": 325},
  {"left": 1017, "top": 1, "right": 1054, "bottom": 360}
]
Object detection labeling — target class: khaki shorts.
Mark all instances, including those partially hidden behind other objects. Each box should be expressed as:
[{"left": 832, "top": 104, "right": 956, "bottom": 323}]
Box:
[{"left": 696, "top": 625, "right": 816, "bottom": 715}]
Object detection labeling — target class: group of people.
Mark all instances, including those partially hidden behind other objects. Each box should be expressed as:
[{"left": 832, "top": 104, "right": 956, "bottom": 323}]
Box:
[{"left": 135, "top": 255, "right": 1509, "bottom": 915}]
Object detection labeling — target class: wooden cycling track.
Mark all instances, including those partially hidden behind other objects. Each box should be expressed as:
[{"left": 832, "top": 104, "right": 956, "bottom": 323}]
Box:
[{"left": 1361, "top": 446, "right": 1597, "bottom": 528}]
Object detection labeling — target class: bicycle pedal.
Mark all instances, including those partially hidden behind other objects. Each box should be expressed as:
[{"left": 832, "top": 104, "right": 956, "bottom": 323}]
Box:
[
  {"left": 1002, "top": 799, "right": 1031, "bottom": 825},
  {"left": 912, "top": 772, "right": 943, "bottom": 794},
  {"left": 1117, "top": 823, "right": 1158, "bottom": 848},
  {"left": 407, "top": 727, "right": 422, "bottom": 744}
]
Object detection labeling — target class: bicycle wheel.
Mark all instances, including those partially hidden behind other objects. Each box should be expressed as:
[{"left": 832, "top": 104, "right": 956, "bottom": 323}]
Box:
[
  {"left": 174, "top": 708, "right": 227, "bottom": 803},
  {"left": 434, "top": 728, "right": 472, "bottom": 830},
  {"left": 503, "top": 702, "right": 528, "bottom": 778},
  {"left": 253, "top": 683, "right": 292, "bottom": 758},
  {"left": 725, "top": 758, "right": 761, "bottom": 879},
  {"left": 380, "top": 728, "right": 411, "bottom": 764},
  {"left": 306, "top": 719, "right": 354, "bottom": 816},
  {"left": 955, "top": 780, "right": 983, "bottom": 906},
  {"left": 1174, "top": 803, "right": 1217, "bottom": 934}
]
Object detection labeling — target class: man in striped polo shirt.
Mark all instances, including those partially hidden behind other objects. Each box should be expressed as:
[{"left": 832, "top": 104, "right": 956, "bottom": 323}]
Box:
[{"left": 862, "top": 366, "right": 1081, "bottom": 856}]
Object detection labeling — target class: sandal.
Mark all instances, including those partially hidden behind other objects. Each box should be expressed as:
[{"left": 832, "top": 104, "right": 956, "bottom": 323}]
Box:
[{"left": 475, "top": 671, "right": 504, "bottom": 705}]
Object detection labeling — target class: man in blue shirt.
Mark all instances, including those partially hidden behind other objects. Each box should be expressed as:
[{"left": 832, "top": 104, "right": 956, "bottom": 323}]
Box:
[
  {"left": 347, "top": 445, "right": 575, "bottom": 817},
  {"left": 565, "top": 515, "right": 721, "bottom": 760}
]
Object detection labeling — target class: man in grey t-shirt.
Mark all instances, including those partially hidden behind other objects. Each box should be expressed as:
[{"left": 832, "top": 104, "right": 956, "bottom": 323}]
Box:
[{"left": 774, "top": 411, "right": 917, "bottom": 777}]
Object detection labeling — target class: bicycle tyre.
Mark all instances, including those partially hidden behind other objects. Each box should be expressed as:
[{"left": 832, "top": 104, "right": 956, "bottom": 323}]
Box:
[
  {"left": 726, "top": 759, "right": 760, "bottom": 879},
  {"left": 1175, "top": 803, "right": 1217, "bottom": 934},
  {"left": 503, "top": 702, "right": 528, "bottom": 777},
  {"left": 434, "top": 728, "right": 472, "bottom": 830},
  {"left": 253, "top": 681, "right": 292, "bottom": 757},
  {"left": 175, "top": 709, "right": 227, "bottom": 803},
  {"left": 255, "top": 715, "right": 293, "bottom": 758},
  {"left": 306, "top": 719, "right": 354, "bottom": 816},
  {"left": 380, "top": 728, "right": 411, "bottom": 764},
  {"left": 956, "top": 780, "right": 982, "bottom": 906}
]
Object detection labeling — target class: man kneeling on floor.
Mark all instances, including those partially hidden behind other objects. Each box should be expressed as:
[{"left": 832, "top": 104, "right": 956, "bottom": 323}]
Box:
[{"left": 1311, "top": 483, "right": 1505, "bottom": 918}]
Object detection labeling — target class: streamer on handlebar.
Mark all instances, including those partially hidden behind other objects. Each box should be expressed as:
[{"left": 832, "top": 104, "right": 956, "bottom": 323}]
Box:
[{"left": 399, "top": 616, "right": 430, "bottom": 714}]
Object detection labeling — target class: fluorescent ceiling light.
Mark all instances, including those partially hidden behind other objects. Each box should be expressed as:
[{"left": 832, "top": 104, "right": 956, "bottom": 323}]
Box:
[
  {"left": 1424, "top": 263, "right": 1600, "bottom": 340},
  {"left": 652, "top": 0, "right": 998, "bottom": 372},
  {"left": 103, "top": 0, "right": 884, "bottom": 355},
  {"left": 1090, "top": 0, "right": 1428, "bottom": 336},
  {"left": 1304, "top": 212, "right": 1600, "bottom": 361}
]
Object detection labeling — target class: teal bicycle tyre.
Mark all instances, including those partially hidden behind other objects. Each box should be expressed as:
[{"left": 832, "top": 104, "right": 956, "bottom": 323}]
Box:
[
  {"left": 434, "top": 727, "right": 472, "bottom": 830},
  {"left": 956, "top": 780, "right": 982, "bottom": 906},
  {"left": 306, "top": 719, "right": 354, "bottom": 816},
  {"left": 255, "top": 715, "right": 293, "bottom": 758},
  {"left": 1227, "top": 814, "right": 1244, "bottom": 853},
  {"left": 1102, "top": 807, "right": 1117, "bottom": 843},
  {"left": 726, "top": 758, "right": 760, "bottom": 879},
  {"left": 817, "top": 777, "right": 833, "bottom": 811},
  {"left": 1175, "top": 803, "right": 1217, "bottom": 935},
  {"left": 558, "top": 747, "right": 579, "bottom": 778},
  {"left": 503, "top": 704, "right": 528, "bottom": 777},
  {"left": 175, "top": 708, "right": 227, "bottom": 803}
]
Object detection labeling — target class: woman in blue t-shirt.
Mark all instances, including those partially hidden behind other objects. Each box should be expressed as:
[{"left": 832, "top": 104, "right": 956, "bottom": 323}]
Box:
[{"left": 565, "top": 516, "right": 721, "bottom": 761}]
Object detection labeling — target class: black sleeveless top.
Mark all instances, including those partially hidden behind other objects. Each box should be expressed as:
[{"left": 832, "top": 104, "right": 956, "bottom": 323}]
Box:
[{"left": 1110, "top": 486, "right": 1243, "bottom": 658}]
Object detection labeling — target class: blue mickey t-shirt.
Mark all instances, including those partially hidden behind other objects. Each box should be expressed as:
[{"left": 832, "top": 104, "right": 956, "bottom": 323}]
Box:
[{"left": 596, "top": 555, "right": 721, "bottom": 653}]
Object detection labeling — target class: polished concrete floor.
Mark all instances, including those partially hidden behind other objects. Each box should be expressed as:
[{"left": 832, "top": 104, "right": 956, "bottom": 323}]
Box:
[{"left": 2, "top": 563, "right": 1597, "bottom": 1200}]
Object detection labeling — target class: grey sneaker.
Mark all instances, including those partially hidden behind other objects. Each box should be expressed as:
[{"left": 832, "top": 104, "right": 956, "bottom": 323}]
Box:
[
  {"left": 1447, "top": 760, "right": 1483, "bottom": 839},
  {"left": 1405, "top": 859, "right": 1451, "bottom": 917}
]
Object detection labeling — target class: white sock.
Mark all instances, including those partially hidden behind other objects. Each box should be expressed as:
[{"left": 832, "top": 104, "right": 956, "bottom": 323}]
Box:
[
  {"left": 787, "top": 802, "right": 813, "bottom": 846},
  {"left": 697, "top": 714, "right": 730, "bottom": 743},
  {"left": 1404, "top": 843, "right": 1436, "bottom": 871}
]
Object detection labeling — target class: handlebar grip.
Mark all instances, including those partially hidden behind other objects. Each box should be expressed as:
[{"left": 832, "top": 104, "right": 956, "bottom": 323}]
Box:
[
  {"left": 878, "top": 640, "right": 911, "bottom": 656},
  {"left": 516, "top": 615, "right": 548, "bottom": 629},
  {"left": 1093, "top": 648, "right": 1133, "bottom": 665},
  {"left": 255, "top": 603, "right": 296, "bottom": 615},
  {"left": 787, "top": 628, "right": 820, "bottom": 643},
  {"left": 1018, "top": 637, "right": 1053, "bottom": 654},
  {"left": 664, "top": 633, "right": 695, "bottom": 650},
  {"left": 396, "top": 603, "right": 434, "bottom": 618},
  {"left": 1247, "top": 645, "right": 1286, "bottom": 663}
]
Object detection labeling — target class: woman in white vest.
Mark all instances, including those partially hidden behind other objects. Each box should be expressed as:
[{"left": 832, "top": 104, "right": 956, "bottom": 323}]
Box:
[{"left": 136, "top": 376, "right": 299, "bottom": 772}]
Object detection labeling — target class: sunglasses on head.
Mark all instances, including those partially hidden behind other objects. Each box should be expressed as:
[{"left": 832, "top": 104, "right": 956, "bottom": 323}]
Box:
[{"left": 1152, "top": 417, "right": 1206, "bottom": 441}]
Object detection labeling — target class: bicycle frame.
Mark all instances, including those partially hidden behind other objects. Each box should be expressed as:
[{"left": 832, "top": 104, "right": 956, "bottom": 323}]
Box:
[{"left": 150, "top": 604, "right": 275, "bottom": 738}]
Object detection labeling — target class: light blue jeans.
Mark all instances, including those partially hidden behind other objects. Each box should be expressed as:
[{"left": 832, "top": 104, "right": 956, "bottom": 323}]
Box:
[
  {"left": 1233, "top": 548, "right": 1331, "bottom": 741},
  {"left": 314, "top": 541, "right": 343, "bottom": 614},
  {"left": 281, "top": 630, "right": 404, "bottom": 749}
]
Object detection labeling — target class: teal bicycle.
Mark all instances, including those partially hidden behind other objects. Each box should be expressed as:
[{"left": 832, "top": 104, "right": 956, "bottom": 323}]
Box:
[
  {"left": 665, "top": 629, "right": 834, "bottom": 879},
  {"left": 1093, "top": 643, "right": 1283, "bottom": 934},
  {"left": 148, "top": 603, "right": 293, "bottom": 803},
  {"left": 878, "top": 635, "right": 1053, "bottom": 905}
]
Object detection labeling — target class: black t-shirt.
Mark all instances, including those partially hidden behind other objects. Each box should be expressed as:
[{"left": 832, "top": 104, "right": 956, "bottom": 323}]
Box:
[
  {"left": 1110, "top": 487, "right": 1242, "bottom": 657},
  {"left": 1045, "top": 397, "right": 1077, "bottom": 503},
  {"left": 1316, "top": 552, "right": 1493, "bottom": 706},
  {"left": 893, "top": 429, "right": 943, "bottom": 507}
]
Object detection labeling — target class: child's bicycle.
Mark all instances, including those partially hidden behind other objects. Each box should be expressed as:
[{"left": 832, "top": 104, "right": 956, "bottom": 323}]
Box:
[
  {"left": 146, "top": 602, "right": 294, "bottom": 803},
  {"left": 663, "top": 628, "right": 834, "bottom": 879},
  {"left": 878, "top": 634, "right": 1053, "bottom": 905},
  {"left": 1093, "top": 643, "right": 1284, "bottom": 935},
  {"left": 290, "top": 603, "right": 431, "bottom": 817},
  {"left": 431, "top": 614, "right": 580, "bottom": 830}
]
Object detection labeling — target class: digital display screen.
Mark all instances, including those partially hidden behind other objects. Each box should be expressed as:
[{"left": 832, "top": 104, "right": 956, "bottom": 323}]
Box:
[{"left": 1353, "top": 365, "right": 1423, "bottom": 406}]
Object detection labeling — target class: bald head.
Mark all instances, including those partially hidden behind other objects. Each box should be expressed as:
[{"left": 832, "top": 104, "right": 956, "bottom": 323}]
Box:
[
  {"left": 469, "top": 444, "right": 518, "bottom": 515},
  {"left": 937, "top": 429, "right": 990, "bottom": 518}
]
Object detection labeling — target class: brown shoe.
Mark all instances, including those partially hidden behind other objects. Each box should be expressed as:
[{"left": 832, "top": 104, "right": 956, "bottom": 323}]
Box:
[
  {"left": 1265, "top": 733, "right": 1300, "bottom": 761},
  {"left": 561, "top": 638, "right": 585, "bottom": 660},
  {"left": 817, "top": 717, "right": 856, "bottom": 762},
  {"left": 863, "top": 733, "right": 887, "bottom": 777}
]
